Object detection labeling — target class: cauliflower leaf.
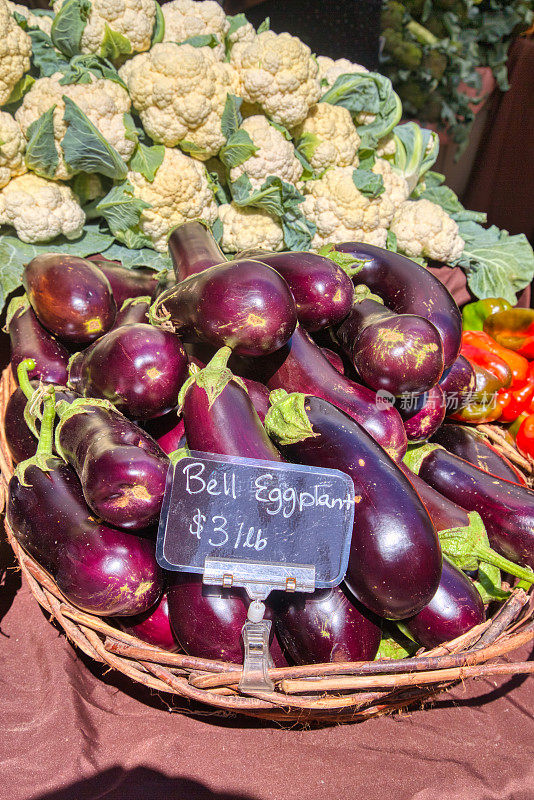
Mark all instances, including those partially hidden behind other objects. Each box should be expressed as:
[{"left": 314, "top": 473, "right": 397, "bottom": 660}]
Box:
[
  {"left": 352, "top": 168, "right": 385, "bottom": 198},
  {"left": 150, "top": 2, "right": 165, "bottom": 46},
  {"left": 6, "top": 74, "right": 35, "bottom": 105},
  {"left": 100, "top": 24, "right": 133, "bottom": 60},
  {"left": 100, "top": 241, "right": 172, "bottom": 271},
  {"left": 25, "top": 106, "right": 58, "bottom": 179},
  {"left": 129, "top": 141, "right": 164, "bottom": 182},
  {"left": 61, "top": 95, "right": 128, "bottom": 179},
  {"left": 86, "top": 180, "right": 150, "bottom": 239},
  {"left": 51, "top": 0, "right": 91, "bottom": 57}
]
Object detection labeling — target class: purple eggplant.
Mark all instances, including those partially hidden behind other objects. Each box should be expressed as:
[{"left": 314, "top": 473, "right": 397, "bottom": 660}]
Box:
[
  {"left": 430, "top": 424, "right": 526, "bottom": 485},
  {"left": 68, "top": 323, "right": 189, "bottom": 420},
  {"left": 408, "top": 445, "right": 534, "bottom": 569},
  {"left": 143, "top": 412, "right": 186, "bottom": 455},
  {"left": 403, "top": 559, "right": 485, "bottom": 648},
  {"left": 169, "top": 221, "right": 226, "bottom": 281},
  {"left": 168, "top": 574, "right": 271, "bottom": 663},
  {"left": 439, "top": 355, "right": 476, "bottom": 415},
  {"left": 23, "top": 254, "right": 116, "bottom": 343},
  {"left": 329, "top": 243, "right": 462, "bottom": 369},
  {"left": 335, "top": 287, "right": 444, "bottom": 396},
  {"left": 119, "top": 590, "right": 180, "bottom": 652},
  {"left": 55, "top": 398, "right": 169, "bottom": 531},
  {"left": 6, "top": 295, "right": 69, "bottom": 385},
  {"left": 396, "top": 384, "right": 446, "bottom": 442},
  {"left": 179, "top": 348, "right": 283, "bottom": 461},
  {"left": 248, "top": 325, "right": 407, "bottom": 462},
  {"left": 320, "top": 346, "right": 345, "bottom": 374},
  {"left": 7, "top": 390, "right": 162, "bottom": 616},
  {"left": 111, "top": 296, "right": 150, "bottom": 328},
  {"left": 89, "top": 258, "right": 160, "bottom": 306},
  {"left": 265, "top": 392, "right": 441, "bottom": 619},
  {"left": 150, "top": 259, "right": 297, "bottom": 357},
  {"left": 273, "top": 585, "right": 381, "bottom": 665}
]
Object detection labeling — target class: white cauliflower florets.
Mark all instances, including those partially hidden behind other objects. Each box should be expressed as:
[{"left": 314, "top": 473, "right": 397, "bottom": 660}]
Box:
[
  {"left": 0, "top": 0, "right": 31, "bottom": 107},
  {"left": 0, "top": 110, "right": 26, "bottom": 188},
  {"left": 230, "top": 31, "right": 321, "bottom": 129},
  {"left": 120, "top": 43, "right": 239, "bottom": 158},
  {"left": 292, "top": 103, "right": 361, "bottom": 171},
  {"left": 226, "top": 19, "right": 255, "bottom": 47},
  {"left": 316, "top": 55, "right": 375, "bottom": 126},
  {"left": 229, "top": 115, "right": 302, "bottom": 189},
  {"left": 376, "top": 133, "right": 396, "bottom": 158},
  {"left": 15, "top": 73, "right": 135, "bottom": 180},
  {"left": 53, "top": 0, "right": 156, "bottom": 55},
  {"left": 7, "top": 2, "right": 52, "bottom": 34},
  {"left": 128, "top": 147, "right": 218, "bottom": 251},
  {"left": 0, "top": 172, "right": 85, "bottom": 242},
  {"left": 162, "top": 0, "right": 229, "bottom": 61},
  {"left": 218, "top": 202, "right": 284, "bottom": 253},
  {"left": 302, "top": 159, "right": 409, "bottom": 249},
  {"left": 389, "top": 199, "right": 465, "bottom": 262}
]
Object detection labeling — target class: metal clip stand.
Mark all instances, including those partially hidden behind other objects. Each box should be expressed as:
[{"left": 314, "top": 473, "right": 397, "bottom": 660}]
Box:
[{"left": 239, "top": 600, "right": 274, "bottom": 693}]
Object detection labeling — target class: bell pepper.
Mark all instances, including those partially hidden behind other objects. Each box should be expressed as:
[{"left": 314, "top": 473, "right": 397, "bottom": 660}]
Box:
[
  {"left": 460, "top": 342, "right": 512, "bottom": 388},
  {"left": 495, "top": 377, "right": 534, "bottom": 423},
  {"left": 462, "top": 331, "right": 528, "bottom": 388},
  {"left": 515, "top": 414, "right": 534, "bottom": 460},
  {"left": 484, "top": 309, "right": 534, "bottom": 359},
  {"left": 462, "top": 297, "right": 512, "bottom": 332},
  {"left": 449, "top": 363, "right": 504, "bottom": 423}
]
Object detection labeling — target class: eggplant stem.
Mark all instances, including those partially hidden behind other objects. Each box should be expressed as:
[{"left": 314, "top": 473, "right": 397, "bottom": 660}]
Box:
[
  {"left": 17, "top": 358, "right": 37, "bottom": 400},
  {"left": 36, "top": 387, "right": 56, "bottom": 459},
  {"left": 473, "top": 545, "right": 534, "bottom": 584}
]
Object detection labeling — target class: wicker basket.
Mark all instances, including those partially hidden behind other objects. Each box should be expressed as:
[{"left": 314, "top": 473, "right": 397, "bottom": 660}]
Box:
[{"left": 1, "top": 365, "right": 533, "bottom": 724}]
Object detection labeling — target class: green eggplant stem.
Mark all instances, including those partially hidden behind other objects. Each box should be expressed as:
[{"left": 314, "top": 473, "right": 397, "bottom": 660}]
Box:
[
  {"left": 17, "top": 358, "right": 37, "bottom": 401},
  {"left": 473, "top": 545, "right": 534, "bottom": 584},
  {"left": 36, "top": 387, "right": 56, "bottom": 459}
]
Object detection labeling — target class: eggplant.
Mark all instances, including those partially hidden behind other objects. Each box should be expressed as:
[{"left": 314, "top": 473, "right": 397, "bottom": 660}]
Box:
[
  {"left": 169, "top": 221, "right": 226, "bottom": 281},
  {"left": 143, "top": 412, "right": 186, "bottom": 455},
  {"left": 403, "top": 559, "right": 485, "bottom": 648},
  {"left": 180, "top": 348, "right": 283, "bottom": 461},
  {"left": 396, "top": 384, "right": 446, "bottom": 442},
  {"left": 329, "top": 243, "right": 462, "bottom": 369},
  {"left": 248, "top": 325, "right": 407, "bottom": 462},
  {"left": 167, "top": 574, "right": 273, "bottom": 663},
  {"left": 430, "top": 424, "right": 527, "bottom": 486},
  {"left": 320, "top": 346, "right": 345, "bottom": 374},
  {"left": 90, "top": 259, "right": 159, "bottom": 306},
  {"left": 273, "top": 585, "right": 381, "bottom": 665},
  {"left": 265, "top": 392, "right": 441, "bottom": 619},
  {"left": 7, "top": 391, "right": 162, "bottom": 616},
  {"left": 407, "top": 445, "right": 534, "bottom": 569},
  {"left": 55, "top": 398, "right": 169, "bottom": 531},
  {"left": 150, "top": 258, "right": 297, "bottom": 357},
  {"left": 68, "top": 323, "right": 189, "bottom": 420},
  {"left": 23, "top": 254, "right": 116, "bottom": 343},
  {"left": 439, "top": 355, "right": 476, "bottom": 414},
  {"left": 119, "top": 590, "right": 180, "bottom": 652},
  {"left": 335, "top": 287, "right": 444, "bottom": 396},
  {"left": 111, "top": 296, "right": 150, "bottom": 328},
  {"left": 6, "top": 295, "right": 69, "bottom": 385}
]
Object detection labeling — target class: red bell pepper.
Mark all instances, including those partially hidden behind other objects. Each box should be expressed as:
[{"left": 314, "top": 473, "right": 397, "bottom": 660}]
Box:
[
  {"left": 484, "top": 309, "right": 534, "bottom": 359},
  {"left": 460, "top": 342, "right": 512, "bottom": 388},
  {"left": 462, "top": 331, "right": 528, "bottom": 388},
  {"left": 515, "top": 414, "right": 534, "bottom": 460},
  {"left": 496, "top": 377, "right": 534, "bottom": 423}
]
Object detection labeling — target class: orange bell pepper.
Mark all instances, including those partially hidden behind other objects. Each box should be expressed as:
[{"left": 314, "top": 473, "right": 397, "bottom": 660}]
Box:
[
  {"left": 462, "top": 330, "right": 529, "bottom": 388},
  {"left": 484, "top": 309, "right": 534, "bottom": 359},
  {"left": 460, "top": 342, "right": 512, "bottom": 388}
]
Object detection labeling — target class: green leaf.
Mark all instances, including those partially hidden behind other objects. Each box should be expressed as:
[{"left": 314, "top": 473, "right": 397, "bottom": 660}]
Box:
[
  {"left": 295, "top": 131, "right": 320, "bottom": 164},
  {"left": 99, "top": 24, "right": 133, "bottom": 60},
  {"left": 0, "top": 225, "right": 114, "bottom": 313},
  {"left": 352, "top": 168, "right": 385, "bottom": 198},
  {"left": 129, "top": 142, "right": 164, "bottom": 181},
  {"left": 61, "top": 96, "right": 128, "bottom": 180},
  {"left": 220, "top": 94, "right": 243, "bottom": 140},
  {"left": 281, "top": 208, "right": 316, "bottom": 251},
  {"left": 25, "top": 28, "right": 72, "bottom": 78},
  {"left": 267, "top": 120, "right": 292, "bottom": 141},
  {"left": 417, "top": 184, "right": 486, "bottom": 223},
  {"left": 386, "top": 230, "right": 398, "bottom": 251},
  {"left": 219, "top": 129, "right": 258, "bottom": 169},
  {"left": 207, "top": 170, "right": 230, "bottom": 205},
  {"left": 122, "top": 112, "right": 139, "bottom": 144},
  {"left": 51, "top": 0, "right": 91, "bottom": 57},
  {"left": 100, "top": 241, "right": 173, "bottom": 271},
  {"left": 256, "top": 17, "right": 270, "bottom": 34},
  {"left": 5, "top": 74, "right": 35, "bottom": 105},
  {"left": 25, "top": 106, "right": 58, "bottom": 179},
  {"left": 179, "top": 139, "right": 211, "bottom": 160},
  {"left": 180, "top": 34, "right": 219, "bottom": 49},
  {"left": 357, "top": 147, "right": 376, "bottom": 171},
  {"left": 87, "top": 180, "right": 150, "bottom": 237},
  {"left": 114, "top": 227, "right": 154, "bottom": 249},
  {"left": 455, "top": 223, "right": 534, "bottom": 305},
  {"left": 226, "top": 13, "right": 248, "bottom": 38},
  {"left": 211, "top": 216, "right": 223, "bottom": 244},
  {"left": 230, "top": 174, "right": 304, "bottom": 218},
  {"left": 151, "top": 1, "right": 165, "bottom": 46},
  {"left": 390, "top": 122, "right": 439, "bottom": 193},
  {"left": 58, "top": 54, "right": 127, "bottom": 87}
]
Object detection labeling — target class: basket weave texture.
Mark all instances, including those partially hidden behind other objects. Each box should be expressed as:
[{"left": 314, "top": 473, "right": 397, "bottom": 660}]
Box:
[{"left": 1, "top": 365, "right": 533, "bottom": 723}]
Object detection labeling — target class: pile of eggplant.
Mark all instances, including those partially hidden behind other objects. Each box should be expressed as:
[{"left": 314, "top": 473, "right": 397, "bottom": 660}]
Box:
[{"left": 5, "top": 222, "right": 534, "bottom": 667}]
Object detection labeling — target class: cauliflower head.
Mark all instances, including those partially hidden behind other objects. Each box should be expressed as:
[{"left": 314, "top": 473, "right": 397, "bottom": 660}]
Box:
[
  {"left": 230, "top": 31, "right": 321, "bottom": 129},
  {"left": 293, "top": 103, "right": 361, "bottom": 171},
  {"left": 302, "top": 159, "right": 409, "bottom": 249},
  {"left": 229, "top": 115, "right": 302, "bottom": 189},
  {"left": 162, "top": 0, "right": 229, "bottom": 60},
  {"left": 316, "top": 56, "right": 376, "bottom": 126},
  {"left": 227, "top": 18, "right": 255, "bottom": 47},
  {"left": 120, "top": 43, "right": 239, "bottom": 158},
  {"left": 0, "top": 0, "right": 31, "bottom": 107},
  {"left": 0, "top": 172, "right": 85, "bottom": 242},
  {"left": 53, "top": 0, "right": 156, "bottom": 55},
  {"left": 218, "top": 202, "right": 284, "bottom": 253},
  {"left": 15, "top": 73, "right": 135, "bottom": 180},
  {"left": 128, "top": 147, "right": 218, "bottom": 251},
  {"left": 0, "top": 111, "right": 26, "bottom": 188},
  {"left": 389, "top": 198, "right": 465, "bottom": 262},
  {"left": 6, "top": 2, "right": 52, "bottom": 34}
]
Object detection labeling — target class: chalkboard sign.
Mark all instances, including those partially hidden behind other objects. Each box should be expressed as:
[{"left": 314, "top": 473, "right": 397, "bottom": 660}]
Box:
[{"left": 156, "top": 451, "right": 355, "bottom": 590}]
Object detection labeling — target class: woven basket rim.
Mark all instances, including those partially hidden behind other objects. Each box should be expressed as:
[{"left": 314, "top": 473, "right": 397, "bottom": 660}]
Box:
[{"left": 1, "top": 364, "right": 533, "bottom": 723}]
